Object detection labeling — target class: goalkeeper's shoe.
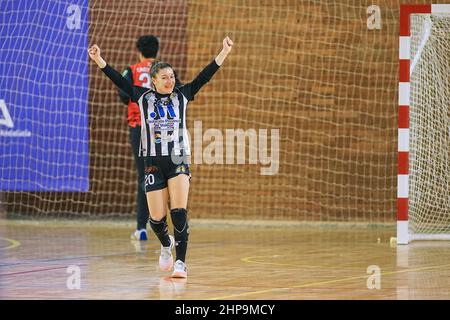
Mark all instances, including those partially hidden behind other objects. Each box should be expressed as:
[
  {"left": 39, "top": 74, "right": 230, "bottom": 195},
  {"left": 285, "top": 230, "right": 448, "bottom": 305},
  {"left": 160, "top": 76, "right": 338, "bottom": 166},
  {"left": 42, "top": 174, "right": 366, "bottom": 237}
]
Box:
[
  {"left": 159, "top": 235, "right": 175, "bottom": 271},
  {"left": 130, "top": 229, "right": 148, "bottom": 241},
  {"left": 171, "top": 260, "right": 187, "bottom": 278}
]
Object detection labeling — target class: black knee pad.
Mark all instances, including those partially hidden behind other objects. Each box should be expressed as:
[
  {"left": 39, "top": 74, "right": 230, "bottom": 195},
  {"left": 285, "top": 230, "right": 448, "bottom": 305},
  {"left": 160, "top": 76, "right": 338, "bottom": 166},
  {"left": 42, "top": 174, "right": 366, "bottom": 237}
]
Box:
[
  {"left": 170, "top": 208, "right": 189, "bottom": 240},
  {"left": 149, "top": 216, "right": 168, "bottom": 235}
]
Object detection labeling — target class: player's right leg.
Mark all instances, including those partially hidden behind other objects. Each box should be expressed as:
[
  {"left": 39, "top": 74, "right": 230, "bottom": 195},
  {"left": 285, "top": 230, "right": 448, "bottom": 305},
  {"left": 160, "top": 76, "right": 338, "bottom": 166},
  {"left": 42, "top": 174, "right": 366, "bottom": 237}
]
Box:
[
  {"left": 146, "top": 189, "right": 174, "bottom": 271},
  {"left": 144, "top": 158, "right": 174, "bottom": 271}
]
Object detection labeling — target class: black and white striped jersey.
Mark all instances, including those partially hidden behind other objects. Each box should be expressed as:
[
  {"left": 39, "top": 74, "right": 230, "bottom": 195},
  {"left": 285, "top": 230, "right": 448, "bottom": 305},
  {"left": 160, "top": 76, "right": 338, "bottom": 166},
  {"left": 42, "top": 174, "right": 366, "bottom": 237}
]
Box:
[{"left": 102, "top": 60, "right": 220, "bottom": 157}]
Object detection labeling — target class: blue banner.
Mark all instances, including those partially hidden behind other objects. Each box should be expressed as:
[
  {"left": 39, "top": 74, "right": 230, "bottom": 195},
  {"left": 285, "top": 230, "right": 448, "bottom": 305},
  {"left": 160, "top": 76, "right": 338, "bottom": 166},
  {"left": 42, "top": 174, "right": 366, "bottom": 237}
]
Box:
[{"left": 0, "top": 0, "right": 89, "bottom": 191}]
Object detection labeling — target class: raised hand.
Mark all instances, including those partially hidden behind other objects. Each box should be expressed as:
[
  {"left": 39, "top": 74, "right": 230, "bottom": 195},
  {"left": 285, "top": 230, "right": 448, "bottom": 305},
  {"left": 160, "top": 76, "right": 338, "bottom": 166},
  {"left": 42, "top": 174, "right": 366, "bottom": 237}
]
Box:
[
  {"left": 88, "top": 45, "right": 101, "bottom": 60},
  {"left": 223, "top": 36, "right": 233, "bottom": 53},
  {"left": 87, "top": 44, "right": 106, "bottom": 68},
  {"left": 215, "top": 36, "right": 233, "bottom": 66}
]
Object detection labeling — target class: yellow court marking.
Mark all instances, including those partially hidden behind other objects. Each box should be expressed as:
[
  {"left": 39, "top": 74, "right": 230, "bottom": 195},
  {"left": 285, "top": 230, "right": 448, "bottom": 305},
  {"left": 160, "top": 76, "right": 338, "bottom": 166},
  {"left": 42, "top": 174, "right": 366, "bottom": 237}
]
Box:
[
  {"left": 210, "top": 262, "right": 450, "bottom": 300},
  {"left": 0, "top": 237, "right": 21, "bottom": 250},
  {"left": 241, "top": 255, "right": 369, "bottom": 270}
]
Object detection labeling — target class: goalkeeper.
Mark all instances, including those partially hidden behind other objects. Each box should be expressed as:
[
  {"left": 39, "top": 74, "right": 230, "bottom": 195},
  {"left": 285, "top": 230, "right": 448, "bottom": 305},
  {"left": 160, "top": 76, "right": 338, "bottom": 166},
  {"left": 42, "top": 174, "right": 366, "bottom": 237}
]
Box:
[{"left": 88, "top": 37, "right": 233, "bottom": 278}]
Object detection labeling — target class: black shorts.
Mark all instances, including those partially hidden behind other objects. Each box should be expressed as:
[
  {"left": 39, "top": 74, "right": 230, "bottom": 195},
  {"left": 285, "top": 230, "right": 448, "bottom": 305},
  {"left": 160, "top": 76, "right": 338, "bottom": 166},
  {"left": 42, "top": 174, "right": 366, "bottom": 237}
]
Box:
[{"left": 143, "top": 155, "right": 191, "bottom": 192}]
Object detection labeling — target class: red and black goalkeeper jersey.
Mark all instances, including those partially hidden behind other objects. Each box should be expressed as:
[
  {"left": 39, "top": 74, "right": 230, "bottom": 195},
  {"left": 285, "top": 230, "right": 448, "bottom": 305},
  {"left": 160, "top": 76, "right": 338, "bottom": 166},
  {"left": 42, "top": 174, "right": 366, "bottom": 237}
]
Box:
[{"left": 103, "top": 60, "right": 220, "bottom": 157}]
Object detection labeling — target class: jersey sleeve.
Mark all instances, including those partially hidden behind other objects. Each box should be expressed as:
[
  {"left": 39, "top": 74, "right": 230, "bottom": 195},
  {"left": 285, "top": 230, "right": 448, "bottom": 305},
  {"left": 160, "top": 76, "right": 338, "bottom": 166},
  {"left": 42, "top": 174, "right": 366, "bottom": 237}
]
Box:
[
  {"left": 179, "top": 60, "right": 220, "bottom": 101},
  {"left": 118, "top": 67, "right": 133, "bottom": 105},
  {"left": 101, "top": 64, "right": 138, "bottom": 102}
]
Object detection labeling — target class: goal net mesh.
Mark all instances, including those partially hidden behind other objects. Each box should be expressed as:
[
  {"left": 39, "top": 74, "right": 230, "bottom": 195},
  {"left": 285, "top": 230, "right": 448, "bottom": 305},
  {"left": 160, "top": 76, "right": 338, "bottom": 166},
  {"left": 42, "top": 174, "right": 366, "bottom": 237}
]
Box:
[
  {"left": 409, "top": 13, "right": 450, "bottom": 236},
  {"left": 1, "top": 0, "right": 403, "bottom": 222}
]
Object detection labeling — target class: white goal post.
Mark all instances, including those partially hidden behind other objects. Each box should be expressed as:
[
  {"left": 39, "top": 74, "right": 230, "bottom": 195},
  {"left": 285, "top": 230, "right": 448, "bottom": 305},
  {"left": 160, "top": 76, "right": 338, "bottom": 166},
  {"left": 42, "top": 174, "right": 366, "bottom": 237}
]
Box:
[{"left": 397, "top": 4, "right": 450, "bottom": 244}]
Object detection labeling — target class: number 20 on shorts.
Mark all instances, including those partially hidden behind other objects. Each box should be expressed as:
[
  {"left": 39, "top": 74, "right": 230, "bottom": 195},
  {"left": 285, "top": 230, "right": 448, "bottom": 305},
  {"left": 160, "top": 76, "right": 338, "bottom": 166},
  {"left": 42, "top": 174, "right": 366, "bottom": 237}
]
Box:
[{"left": 145, "top": 174, "right": 155, "bottom": 186}]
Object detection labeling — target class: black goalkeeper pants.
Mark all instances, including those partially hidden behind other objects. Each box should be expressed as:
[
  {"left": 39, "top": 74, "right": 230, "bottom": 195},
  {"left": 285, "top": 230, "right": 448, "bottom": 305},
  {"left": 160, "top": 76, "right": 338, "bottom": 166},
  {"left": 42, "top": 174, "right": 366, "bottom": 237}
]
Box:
[{"left": 129, "top": 125, "right": 150, "bottom": 230}]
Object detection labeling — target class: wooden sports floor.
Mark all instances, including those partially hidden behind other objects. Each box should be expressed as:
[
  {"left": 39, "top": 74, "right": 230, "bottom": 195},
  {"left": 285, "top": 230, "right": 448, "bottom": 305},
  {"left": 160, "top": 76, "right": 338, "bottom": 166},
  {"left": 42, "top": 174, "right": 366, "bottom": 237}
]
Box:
[{"left": 1, "top": 219, "right": 450, "bottom": 300}]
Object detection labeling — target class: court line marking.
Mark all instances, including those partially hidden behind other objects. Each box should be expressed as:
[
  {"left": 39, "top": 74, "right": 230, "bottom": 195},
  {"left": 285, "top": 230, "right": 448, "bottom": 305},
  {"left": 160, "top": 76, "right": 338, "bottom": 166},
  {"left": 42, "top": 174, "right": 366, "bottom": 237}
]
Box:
[
  {"left": 0, "top": 237, "right": 21, "bottom": 250},
  {"left": 2, "top": 264, "right": 88, "bottom": 277},
  {"left": 209, "top": 262, "right": 450, "bottom": 300},
  {"left": 241, "top": 255, "right": 383, "bottom": 270},
  {"left": 0, "top": 240, "right": 218, "bottom": 268},
  {"left": 0, "top": 251, "right": 145, "bottom": 268}
]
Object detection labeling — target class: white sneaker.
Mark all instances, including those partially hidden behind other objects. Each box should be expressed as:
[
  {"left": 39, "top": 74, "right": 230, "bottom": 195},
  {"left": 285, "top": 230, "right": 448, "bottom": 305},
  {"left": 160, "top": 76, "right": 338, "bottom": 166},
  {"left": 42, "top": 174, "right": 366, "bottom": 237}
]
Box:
[
  {"left": 159, "top": 235, "right": 175, "bottom": 271},
  {"left": 171, "top": 260, "right": 187, "bottom": 278},
  {"left": 130, "top": 229, "right": 148, "bottom": 241}
]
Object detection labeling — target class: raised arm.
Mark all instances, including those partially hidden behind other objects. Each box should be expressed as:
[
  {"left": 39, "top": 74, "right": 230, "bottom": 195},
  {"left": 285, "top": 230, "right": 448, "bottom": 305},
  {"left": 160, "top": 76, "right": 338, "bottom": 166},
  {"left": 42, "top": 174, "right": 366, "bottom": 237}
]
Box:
[
  {"left": 215, "top": 36, "right": 233, "bottom": 66},
  {"left": 88, "top": 45, "right": 136, "bottom": 101},
  {"left": 180, "top": 37, "right": 233, "bottom": 101}
]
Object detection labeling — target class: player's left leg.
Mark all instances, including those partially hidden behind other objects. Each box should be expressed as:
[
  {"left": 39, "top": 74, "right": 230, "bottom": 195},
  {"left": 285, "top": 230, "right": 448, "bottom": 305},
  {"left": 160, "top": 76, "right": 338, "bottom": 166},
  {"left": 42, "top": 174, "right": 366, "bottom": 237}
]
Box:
[{"left": 167, "top": 173, "right": 190, "bottom": 278}]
